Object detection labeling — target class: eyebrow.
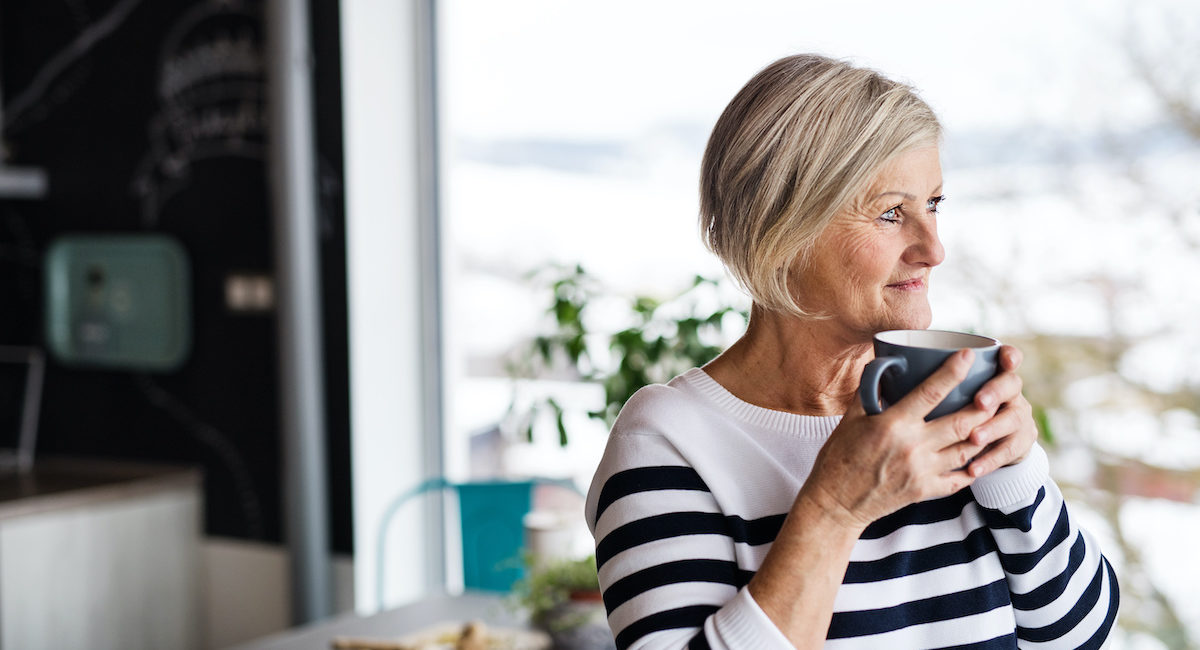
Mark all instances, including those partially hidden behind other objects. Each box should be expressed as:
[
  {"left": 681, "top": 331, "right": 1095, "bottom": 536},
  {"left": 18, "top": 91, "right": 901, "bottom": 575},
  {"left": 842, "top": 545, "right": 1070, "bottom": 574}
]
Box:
[{"left": 870, "top": 185, "right": 944, "bottom": 202}]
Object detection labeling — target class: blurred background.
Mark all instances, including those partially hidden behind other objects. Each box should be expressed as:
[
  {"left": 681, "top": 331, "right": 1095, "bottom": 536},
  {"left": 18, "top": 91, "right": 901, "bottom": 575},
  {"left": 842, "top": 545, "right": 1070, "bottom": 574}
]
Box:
[{"left": 0, "top": 0, "right": 1196, "bottom": 648}]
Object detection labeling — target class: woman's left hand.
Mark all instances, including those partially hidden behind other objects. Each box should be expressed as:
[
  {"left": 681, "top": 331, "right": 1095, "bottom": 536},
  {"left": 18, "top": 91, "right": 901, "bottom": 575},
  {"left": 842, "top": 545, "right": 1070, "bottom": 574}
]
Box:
[{"left": 965, "top": 345, "right": 1038, "bottom": 477}]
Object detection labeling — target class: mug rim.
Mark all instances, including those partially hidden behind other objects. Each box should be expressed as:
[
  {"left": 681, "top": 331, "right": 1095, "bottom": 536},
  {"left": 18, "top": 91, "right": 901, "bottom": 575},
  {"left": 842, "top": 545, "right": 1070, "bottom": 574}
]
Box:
[{"left": 874, "top": 328, "right": 1000, "bottom": 350}]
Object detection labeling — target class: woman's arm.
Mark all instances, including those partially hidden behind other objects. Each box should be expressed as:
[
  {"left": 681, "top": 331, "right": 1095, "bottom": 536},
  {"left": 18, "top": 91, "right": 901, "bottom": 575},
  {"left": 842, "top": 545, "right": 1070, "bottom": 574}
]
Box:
[
  {"left": 963, "top": 346, "right": 1120, "bottom": 648},
  {"left": 743, "top": 490, "right": 862, "bottom": 648},
  {"left": 972, "top": 445, "right": 1120, "bottom": 648},
  {"left": 588, "top": 428, "right": 798, "bottom": 650}
]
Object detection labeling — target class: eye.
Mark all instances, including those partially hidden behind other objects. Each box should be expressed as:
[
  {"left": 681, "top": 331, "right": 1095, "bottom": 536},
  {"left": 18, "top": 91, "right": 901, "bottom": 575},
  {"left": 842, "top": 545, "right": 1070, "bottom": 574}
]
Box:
[
  {"left": 927, "top": 194, "right": 947, "bottom": 213},
  {"left": 879, "top": 206, "right": 901, "bottom": 224}
]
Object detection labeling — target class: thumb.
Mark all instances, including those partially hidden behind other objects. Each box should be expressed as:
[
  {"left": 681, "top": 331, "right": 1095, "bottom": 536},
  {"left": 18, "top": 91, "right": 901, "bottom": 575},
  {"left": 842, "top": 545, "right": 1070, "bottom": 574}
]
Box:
[{"left": 892, "top": 349, "right": 973, "bottom": 420}]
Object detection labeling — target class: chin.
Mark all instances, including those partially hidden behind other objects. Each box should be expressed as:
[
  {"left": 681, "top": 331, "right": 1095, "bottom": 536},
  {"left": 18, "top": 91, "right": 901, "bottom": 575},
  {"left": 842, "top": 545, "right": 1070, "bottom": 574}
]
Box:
[{"left": 881, "top": 309, "right": 932, "bottom": 332}]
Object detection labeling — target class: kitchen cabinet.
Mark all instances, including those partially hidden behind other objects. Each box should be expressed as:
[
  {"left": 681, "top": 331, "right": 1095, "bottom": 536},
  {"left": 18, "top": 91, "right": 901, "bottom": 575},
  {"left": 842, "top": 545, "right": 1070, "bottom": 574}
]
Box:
[{"left": 0, "top": 458, "right": 201, "bottom": 649}]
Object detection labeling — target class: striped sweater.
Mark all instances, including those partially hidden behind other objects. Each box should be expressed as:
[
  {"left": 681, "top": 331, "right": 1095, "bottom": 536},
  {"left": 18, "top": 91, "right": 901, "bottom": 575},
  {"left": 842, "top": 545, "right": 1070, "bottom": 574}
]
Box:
[{"left": 585, "top": 368, "right": 1119, "bottom": 649}]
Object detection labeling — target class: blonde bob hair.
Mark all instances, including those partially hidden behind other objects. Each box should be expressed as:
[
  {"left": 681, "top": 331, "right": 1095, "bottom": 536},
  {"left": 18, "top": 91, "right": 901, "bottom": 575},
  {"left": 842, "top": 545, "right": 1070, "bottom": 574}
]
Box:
[{"left": 700, "top": 54, "right": 942, "bottom": 318}]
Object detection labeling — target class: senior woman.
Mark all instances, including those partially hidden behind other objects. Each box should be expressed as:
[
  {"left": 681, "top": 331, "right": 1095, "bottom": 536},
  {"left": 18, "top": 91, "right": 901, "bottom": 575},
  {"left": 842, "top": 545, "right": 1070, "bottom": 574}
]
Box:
[{"left": 584, "top": 54, "right": 1119, "bottom": 649}]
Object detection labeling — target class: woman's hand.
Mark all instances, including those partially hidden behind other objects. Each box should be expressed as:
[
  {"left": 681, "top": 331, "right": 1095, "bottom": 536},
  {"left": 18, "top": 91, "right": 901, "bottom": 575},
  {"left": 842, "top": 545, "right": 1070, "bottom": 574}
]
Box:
[
  {"left": 964, "top": 345, "right": 1038, "bottom": 477},
  {"left": 801, "top": 349, "right": 1001, "bottom": 532}
]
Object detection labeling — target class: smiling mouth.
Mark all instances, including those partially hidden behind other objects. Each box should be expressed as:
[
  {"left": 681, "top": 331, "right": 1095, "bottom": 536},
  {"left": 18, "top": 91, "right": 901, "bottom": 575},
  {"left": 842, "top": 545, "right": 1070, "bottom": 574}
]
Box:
[{"left": 886, "top": 278, "right": 925, "bottom": 291}]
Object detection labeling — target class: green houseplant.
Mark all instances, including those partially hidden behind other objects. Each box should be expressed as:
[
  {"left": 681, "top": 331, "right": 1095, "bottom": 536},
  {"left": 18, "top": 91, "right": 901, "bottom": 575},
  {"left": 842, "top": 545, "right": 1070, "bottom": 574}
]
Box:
[{"left": 506, "top": 264, "right": 748, "bottom": 445}]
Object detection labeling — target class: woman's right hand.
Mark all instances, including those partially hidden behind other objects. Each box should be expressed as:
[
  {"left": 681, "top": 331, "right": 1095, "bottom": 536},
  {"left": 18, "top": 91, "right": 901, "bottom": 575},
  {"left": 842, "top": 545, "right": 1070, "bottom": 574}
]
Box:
[{"left": 802, "top": 348, "right": 1000, "bottom": 532}]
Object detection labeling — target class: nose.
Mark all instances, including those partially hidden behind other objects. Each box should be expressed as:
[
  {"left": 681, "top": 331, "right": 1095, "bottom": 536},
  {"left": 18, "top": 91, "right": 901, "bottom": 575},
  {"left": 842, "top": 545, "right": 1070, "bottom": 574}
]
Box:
[{"left": 903, "top": 217, "right": 945, "bottom": 268}]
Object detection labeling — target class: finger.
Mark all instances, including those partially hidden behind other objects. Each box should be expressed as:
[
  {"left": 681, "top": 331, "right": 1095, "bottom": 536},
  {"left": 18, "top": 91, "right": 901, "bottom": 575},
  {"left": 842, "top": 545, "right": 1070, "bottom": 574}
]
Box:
[
  {"left": 928, "top": 405, "right": 993, "bottom": 451},
  {"left": 998, "top": 345, "right": 1023, "bottom": 371},
  {"left": 970, "top": 394, "right": 1035, "bottom": 446},
  {"left": 968, "top": 403, "right": 1015, "bottom": 446},
  {"left": 968, "top": 431, "right": 1036, "bottom": 477},
  {"left": 973, "top": 369, "right": 1023, "bottom": 414},
  {"left": 932, "top": 466, "right": 977, "bottom": 498},
  {"left": 938, "top": 437, "right": 987, "bottom": 474},
  {"left": 893, "top": 349, "right": 974, "bottom": 420},
  {"left": 967, "top": 439, "right": 1015, "bottom": 477}
]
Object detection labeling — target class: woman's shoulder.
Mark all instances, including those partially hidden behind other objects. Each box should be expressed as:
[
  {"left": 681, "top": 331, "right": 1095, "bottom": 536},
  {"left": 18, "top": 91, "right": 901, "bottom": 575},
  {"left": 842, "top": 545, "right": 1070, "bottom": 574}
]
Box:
[{"left": 610, "top": 368, "right": 715, "bottom": 436}]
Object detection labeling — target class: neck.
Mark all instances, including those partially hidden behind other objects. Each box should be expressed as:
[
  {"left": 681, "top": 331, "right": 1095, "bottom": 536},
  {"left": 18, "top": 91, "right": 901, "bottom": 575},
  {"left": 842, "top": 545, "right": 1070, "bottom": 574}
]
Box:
[{"left": 704, "top": 305, "right": 872, "bottom": 416}]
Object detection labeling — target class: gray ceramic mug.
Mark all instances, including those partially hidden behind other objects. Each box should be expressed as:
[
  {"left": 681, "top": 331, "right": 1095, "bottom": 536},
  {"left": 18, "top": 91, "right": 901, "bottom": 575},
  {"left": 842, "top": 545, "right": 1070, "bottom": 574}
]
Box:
[{"left": 859, "top": 329, "right": 1001, "bottom": 421}]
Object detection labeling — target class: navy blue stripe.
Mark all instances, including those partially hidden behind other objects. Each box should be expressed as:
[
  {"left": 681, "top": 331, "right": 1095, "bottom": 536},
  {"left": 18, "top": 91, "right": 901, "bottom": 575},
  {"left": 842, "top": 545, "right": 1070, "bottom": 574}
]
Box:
[
  {"left": 979, "top": 487, "right": 1047, "bottom": 532},
  {"left": 596, "top": 511, "right": 784, "bottom": 569},
  {"left": 844, "top": 525, "right": 997, "bottom": 583},
  {"left": 861, "top": 489, "right": 974, "bottom": 540},
  {"left": 729, "top": 512, "right": 786, "bottom": 545},
  {"left": 998, "top": 503, "right": 1070, "bottom": 575},
  {"left": 828, "top": 578, "right": 1011, "bottom": 639},
  {"left": 933, "top": 632, "right": 1018, "bottom": 649},
  {"left": 614, "top": 605, "right": 718, "bottom": 650},
  {"left": 602, "top": 559, "right": 746, "bottom": 614},
  {"left": 1010, "top": 533, "right": 1087, "bottom": 611},
  {"left": 594, "top": 466, "right": 710, "bottom": 524},
  {"left": 1017, "top": 557, "right": 1106, "bottom": 642},
  {"left": 597, "top": 512, "right": 724, "bottom": 569},
  {"left": 687, "top": 630, "right": 712, "bottom": 650},
  {"left": 1077, "top": 560, "right": 1120, "bottom": 650}
]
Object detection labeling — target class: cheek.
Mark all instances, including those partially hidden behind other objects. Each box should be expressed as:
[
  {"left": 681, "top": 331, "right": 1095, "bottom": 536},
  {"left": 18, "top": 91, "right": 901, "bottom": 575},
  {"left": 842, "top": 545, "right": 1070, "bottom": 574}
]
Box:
[{"left": 838, "top": 236, "right": 890, "bottom": 289}]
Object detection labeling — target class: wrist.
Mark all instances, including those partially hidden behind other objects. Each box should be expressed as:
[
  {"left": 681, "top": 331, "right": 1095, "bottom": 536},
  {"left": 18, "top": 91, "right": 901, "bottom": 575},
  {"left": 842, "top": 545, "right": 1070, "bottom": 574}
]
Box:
[
  {"left": 749, "top": 488, "right": 861, "bottom": 647},
  {"left": 795, "top": 483, "right": 870, "bottom": 537}
]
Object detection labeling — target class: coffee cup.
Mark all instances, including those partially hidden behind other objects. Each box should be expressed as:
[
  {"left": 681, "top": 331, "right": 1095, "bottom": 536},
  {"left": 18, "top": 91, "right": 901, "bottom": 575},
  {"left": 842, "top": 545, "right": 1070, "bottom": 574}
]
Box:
[{"left": 859, "top": 329, "right": 1001, "bottom": 421}]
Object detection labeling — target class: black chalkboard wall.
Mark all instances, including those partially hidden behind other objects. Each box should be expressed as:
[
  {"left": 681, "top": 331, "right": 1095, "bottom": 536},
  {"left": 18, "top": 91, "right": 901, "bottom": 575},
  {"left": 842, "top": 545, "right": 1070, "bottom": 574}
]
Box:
[{"left": 0, "top": 0, "right": 353, "bottom": 554}]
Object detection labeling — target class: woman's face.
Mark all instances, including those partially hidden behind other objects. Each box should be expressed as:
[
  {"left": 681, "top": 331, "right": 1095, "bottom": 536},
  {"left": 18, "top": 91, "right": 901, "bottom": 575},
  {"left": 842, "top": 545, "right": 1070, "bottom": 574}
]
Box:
[{"left": 791, "top": 146, "right": 946, "bottom": 341}]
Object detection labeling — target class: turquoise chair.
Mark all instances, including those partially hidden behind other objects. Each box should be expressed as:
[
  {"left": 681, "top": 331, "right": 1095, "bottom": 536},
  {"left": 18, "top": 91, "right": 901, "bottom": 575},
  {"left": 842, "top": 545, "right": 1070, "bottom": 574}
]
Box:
[{"left": 376, "top": 477, "right": 579, "bottom": 609}]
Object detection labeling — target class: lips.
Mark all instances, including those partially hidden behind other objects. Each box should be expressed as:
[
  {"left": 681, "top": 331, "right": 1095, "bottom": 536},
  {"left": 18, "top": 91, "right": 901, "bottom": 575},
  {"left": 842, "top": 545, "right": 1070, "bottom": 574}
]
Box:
[{"left": 886, "top": 277, "right": 925, "bottom": 290}]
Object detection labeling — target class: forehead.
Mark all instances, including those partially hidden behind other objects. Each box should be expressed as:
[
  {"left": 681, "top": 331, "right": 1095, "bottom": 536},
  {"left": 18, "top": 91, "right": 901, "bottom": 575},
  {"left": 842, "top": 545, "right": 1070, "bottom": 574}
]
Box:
[{"left": 861, "top": 147, "right": 943, "bottom": 199}]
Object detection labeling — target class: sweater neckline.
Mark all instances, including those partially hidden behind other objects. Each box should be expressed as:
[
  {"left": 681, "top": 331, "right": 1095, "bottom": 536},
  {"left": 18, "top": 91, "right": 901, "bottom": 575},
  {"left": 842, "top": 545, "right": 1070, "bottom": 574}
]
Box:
[{"left": 677, "top": 367, "right": 842, "bottom": 438}]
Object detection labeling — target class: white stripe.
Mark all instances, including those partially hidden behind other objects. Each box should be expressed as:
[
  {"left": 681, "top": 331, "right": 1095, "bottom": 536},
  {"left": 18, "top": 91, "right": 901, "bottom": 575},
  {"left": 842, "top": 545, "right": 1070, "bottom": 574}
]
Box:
[
  {"left": 990, "top": 491, "right": 1066, "bottom": 552},
  {"left": 1012, "top": 530, "right": 1104, "bottom": 629},
  {"left": 833, "top": 551, "right": 1005, "bottom": 611},
  {"left": 1004, "top": 517, "right": 1081, "bottom": 594},
  {"left": 608, "top": 581, "right": 734, "bottom": 637},
  {"left": 594, "top": 489, "right": 721, "bottom": 541},
  {"left": 824, "top": 606, "right": 1016, "bottom": 649},
  {"left": 1021, "top": 560, "right": 1115, "bottom": 650},
  {"left": 850, "top": 502, "right": 983, "bottom": 562},
  {"left": 732, "top": 539, "right": 771, "bottom": 570},
  {"left": 599, "top": 534, "right": 735, "bottom": 587}
]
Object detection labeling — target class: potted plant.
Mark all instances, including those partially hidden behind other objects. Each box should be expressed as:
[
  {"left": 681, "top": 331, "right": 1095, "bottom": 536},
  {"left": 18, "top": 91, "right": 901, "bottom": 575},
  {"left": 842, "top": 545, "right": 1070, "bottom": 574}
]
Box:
[{"left": 510, "top": 553, "right": 614, "bottom": 650}]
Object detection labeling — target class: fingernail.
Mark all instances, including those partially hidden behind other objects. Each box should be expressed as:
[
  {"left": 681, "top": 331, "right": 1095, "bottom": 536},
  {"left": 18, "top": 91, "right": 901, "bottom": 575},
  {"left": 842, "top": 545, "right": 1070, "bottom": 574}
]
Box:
[
  {"left": 970, "top": 463, "right": 985, "bottom": 477},
  {"left": 973, "top": 427, "right": 989, "bottom": 444},
  {"left": 978, "top": 393, "right": 994, "bottom": 410}
]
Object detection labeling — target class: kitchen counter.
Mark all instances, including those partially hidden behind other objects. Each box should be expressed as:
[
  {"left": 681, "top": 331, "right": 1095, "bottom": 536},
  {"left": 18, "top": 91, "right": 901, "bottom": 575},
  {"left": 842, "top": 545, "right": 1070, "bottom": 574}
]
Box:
[{"left": 0, "top": 456, "right": 200, "bottom": 518}]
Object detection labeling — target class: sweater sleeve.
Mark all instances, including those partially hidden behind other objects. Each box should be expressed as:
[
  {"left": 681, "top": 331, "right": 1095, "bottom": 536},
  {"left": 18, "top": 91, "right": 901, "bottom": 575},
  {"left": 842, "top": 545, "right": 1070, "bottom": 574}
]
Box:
[
  {"left": 970, "top": 443, "right": 1120, "bottom": 649},
  {"left": 585, "top": 420, "right": 793, "bottom": 650}
]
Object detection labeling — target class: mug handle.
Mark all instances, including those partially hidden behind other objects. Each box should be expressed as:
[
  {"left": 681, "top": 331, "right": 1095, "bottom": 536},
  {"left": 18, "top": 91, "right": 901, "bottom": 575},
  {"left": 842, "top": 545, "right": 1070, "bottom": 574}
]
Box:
[{"left": 859, "top": 356, "right": 908, "bottom": 415}]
